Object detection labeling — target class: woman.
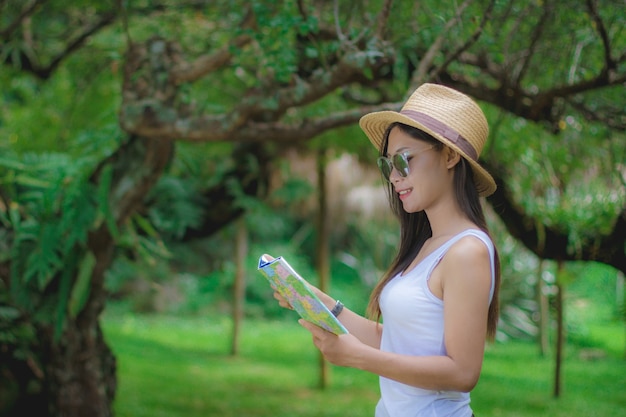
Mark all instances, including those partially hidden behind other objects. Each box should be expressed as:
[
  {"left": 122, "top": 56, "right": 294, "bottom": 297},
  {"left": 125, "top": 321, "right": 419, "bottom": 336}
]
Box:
[{"left": 275, "top": 83, "right": 500, "bottom": 417}]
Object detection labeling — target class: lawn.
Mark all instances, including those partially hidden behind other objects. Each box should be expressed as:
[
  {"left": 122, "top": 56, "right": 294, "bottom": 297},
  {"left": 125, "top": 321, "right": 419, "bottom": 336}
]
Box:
[{"left": 102, "top": 312, "right": 625, "bottom": 417}]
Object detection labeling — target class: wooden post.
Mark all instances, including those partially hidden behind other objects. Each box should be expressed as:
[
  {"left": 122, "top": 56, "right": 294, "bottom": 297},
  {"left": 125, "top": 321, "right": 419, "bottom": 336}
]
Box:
[
  {"left": 536, "top": 260, "right": 549, "bottom": 356},
  {"left": 231, "top": 217, "right": 247, "bottom": 356},
  {"left": 315, "top": 148, "right": 330, "bottom": 389},
  {"left": 553, "top": 260, "right": 565, "bottom": 397},
  {"left": 535, "top": 222, "right": 549, "bottom": 356}
]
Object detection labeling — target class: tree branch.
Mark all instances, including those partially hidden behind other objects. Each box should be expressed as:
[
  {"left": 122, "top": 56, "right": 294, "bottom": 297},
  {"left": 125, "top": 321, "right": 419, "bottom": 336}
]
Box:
[
  {"left": 457, "top": 51, "right": 502, "bottom": 80},
  {"left": 0, "top": 0, "right": 49, "bottom": 39},
  {"left": 410, "top": 0, "right": 473, "bottom": 89},
  {"left": 441, "top": 66, "right": 624, "bottom": 128},
  {"left": 585, "top": 0, "right": 615, "bottom": 73},
  {"left": 170, "top": 33, "right": 253, "bottom": 84},
  {"left": 566, "top": 97, "right": 626, "bottom": 131},
  {"left": 512, "top": 1, "right": 552, "bottom": 88},
  {"left": 121, "top": 97, "right": 400, "bottom": 143},
  {"left": 432, "top": 0, "right": 496, "bottom": 80},
  {"left": 169, "top": 8, "right": 255, "bottom": 84},
  {"left": 44, "top": 12, "right": 117, "bottom": 78},
  {"left": 375, "top": 0, "right": 394, "bottom": 39},
  {"left": 235, "top": 102, "right": 402, "bottom": 143},
  {"left": 3, "top": 10, "right": 117, "bottom": 79},
  {"left": 485, "top": 161, "right": 626, "bottom": 274},
  {"left": 121, "top": 36, "right": 395, "bottom": 139}
]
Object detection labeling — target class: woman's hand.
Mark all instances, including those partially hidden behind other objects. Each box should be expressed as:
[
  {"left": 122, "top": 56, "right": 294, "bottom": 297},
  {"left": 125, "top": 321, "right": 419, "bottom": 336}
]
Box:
[
  {"left": 262, "top": 254, "right": 292, "bottom": 310},
  {"left": 298, "top": 319, "right": 364, "bottom": 368},
  {"left": 273, "top": 289, "right": 294, "bottom": 310}
]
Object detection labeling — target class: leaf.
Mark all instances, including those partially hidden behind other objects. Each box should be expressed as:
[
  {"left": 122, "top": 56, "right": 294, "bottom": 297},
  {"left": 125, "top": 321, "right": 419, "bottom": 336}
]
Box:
[
  {"left": 54, "top": 251, "right": 77, "bottom": 341},
  {"left": 133, "top": 213, "right": 159, "bottom": 238},
  {"left": 69, "top": 251, "right": 96, "bottom": 319},
  {"left": 13, "top": 174, "right": 51, "bottom": 188},
  {"left": 96, "top": 164, "right": 119, "bottom": 238},
  {"left": 32, "top": 223, "right": 63, "bottom": 289},
  {"left": 8, "top": 202, "right": 21, "bottom": 228},
  {"left": 0, "top": 306, "right": 21, "bottom": 320},
  {"left": 363, "top": 67, "right": 374, "bottom": 80}
]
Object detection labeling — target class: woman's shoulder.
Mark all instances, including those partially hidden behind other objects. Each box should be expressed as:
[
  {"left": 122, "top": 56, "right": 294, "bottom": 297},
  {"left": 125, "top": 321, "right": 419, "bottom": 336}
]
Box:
[
  {"left": 437, "top": 230, "right": 492, "bottom": 274},
  {"left": 436, "top": 229, "right": 495, "bottom": 302},
  {"left": 437, "top": 235, "right": 492, "bottom": 294},
  {"left": 451, "top": 228, "right": 493, "bottom": 251},
  {"left": 446, "top": 233, "right": 491, "bottom": 263}
]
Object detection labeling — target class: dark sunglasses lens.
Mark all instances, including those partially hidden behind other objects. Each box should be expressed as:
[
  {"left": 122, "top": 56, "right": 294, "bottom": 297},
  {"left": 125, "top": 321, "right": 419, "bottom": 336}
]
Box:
[
  {"left": 377, "top": 157, "right": 393, "bottom": 180},
  {"left": 392, "top": 154, "right": 409, "bottom": 177}
]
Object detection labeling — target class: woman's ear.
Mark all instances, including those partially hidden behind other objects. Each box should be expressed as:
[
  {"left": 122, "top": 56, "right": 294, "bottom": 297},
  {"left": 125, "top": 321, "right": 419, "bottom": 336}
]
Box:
[{"left": 445, "top": 147, "right": 461, "bottom": 169}]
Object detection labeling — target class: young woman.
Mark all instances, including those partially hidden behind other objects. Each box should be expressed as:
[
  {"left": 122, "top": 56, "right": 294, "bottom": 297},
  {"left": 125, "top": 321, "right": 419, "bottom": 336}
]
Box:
[{"left": 274, "top": 83, "right": 500, "bottom": 417}]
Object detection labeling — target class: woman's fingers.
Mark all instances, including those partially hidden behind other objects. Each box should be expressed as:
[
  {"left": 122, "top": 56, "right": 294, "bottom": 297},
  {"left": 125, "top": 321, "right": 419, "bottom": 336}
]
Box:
[{"left": 273, "top": 291, "right": 293, "bottom": 309}]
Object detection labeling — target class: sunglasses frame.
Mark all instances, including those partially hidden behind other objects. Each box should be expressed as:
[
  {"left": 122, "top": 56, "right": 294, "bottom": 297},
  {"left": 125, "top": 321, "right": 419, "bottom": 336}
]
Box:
[{"left": 377, "top": 145, "right": 435, "bottom": 182}]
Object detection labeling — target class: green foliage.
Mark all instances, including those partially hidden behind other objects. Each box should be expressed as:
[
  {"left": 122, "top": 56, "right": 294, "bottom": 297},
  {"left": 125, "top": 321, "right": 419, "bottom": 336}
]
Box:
[
  {"left": 0, "top": 266, "right": 36, "bottom": 350},
  {"left": 487, "top": 106, "right": 625, "bottom": 257},
  {"left": 567, "top": 261, "right": 624, "bottom": 323},
  {"left": 146, "top": 175, "right": 207, "bottom": 240},
  {"left": 245, "top": 1, "right": 320, "bottom": 83},
  {"left": 102, "top": 154, "right": 317, "bottom": 317},
  {"left": 0, "top": 151, "right": 114, "bottom": 334},
  {"left": 0, "top": 18, "right": 126, "bottom": 347},
  {"left": 69, "top": 251, "right": 96, "bottom": 318},
  {"left": 486, "top": 232, "right": 540, "bottom": 341},
  {"left": 0, "top": 65, "right": 122, "bottom": 156}
]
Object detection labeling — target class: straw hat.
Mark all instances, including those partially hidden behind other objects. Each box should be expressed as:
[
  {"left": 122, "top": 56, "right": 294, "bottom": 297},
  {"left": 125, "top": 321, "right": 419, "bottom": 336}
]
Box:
[{"left": 359, "top": 83, "right": 496, "bottom": 197}]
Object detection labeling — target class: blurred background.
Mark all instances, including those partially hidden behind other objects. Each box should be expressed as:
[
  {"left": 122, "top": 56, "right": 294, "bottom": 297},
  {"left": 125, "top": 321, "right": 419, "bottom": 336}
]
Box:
[{"left": 1, "top": 1, "right": 624, "bottom": 416}]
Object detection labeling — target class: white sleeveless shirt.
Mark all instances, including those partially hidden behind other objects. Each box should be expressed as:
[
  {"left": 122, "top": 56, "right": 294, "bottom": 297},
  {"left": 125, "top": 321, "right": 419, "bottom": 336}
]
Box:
[{"left": 375, "top": 229, "right": 495, "bottom": 417}]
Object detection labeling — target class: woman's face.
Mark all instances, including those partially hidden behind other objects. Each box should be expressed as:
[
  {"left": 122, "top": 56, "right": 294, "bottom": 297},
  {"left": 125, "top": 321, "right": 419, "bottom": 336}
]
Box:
[{"left": 385, "top": 126, "right": 451, "bottom": 213}]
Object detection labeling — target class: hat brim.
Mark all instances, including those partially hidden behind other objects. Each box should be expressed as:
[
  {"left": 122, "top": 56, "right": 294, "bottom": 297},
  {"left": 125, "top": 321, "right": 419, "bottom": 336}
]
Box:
[{"left": 359, "top": 111, "right": 496, "bottom": 197}]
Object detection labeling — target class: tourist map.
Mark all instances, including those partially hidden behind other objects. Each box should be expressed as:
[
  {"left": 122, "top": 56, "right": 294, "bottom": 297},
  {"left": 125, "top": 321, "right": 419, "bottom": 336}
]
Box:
[{"left": 257, "top": 255, "right": 348, "bottom": 335}]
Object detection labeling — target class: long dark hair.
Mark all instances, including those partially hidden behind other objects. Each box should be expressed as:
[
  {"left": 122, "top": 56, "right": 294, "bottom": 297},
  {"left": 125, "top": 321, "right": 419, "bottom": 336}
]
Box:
[{"left": 366, "top": 122, "right": 501, "bottom": 340}]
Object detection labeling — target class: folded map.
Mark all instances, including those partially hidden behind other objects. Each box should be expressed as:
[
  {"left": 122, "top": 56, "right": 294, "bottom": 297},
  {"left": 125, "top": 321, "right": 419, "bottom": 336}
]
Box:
[{"left": 257, "top": 255, "right": 348, "bottom": 335}]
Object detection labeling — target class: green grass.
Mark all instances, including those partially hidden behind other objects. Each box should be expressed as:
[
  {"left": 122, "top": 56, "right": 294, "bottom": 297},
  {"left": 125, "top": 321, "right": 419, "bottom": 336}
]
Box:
[
  {"left": 473, "top": 340, "right": 625, "bottom": 417},
  {"left": 103, "top": 312, "right": 625, "bottom": 417}
]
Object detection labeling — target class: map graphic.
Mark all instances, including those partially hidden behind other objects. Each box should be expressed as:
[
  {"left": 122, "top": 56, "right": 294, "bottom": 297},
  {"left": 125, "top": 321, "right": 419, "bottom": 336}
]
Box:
[{"left": 257, "top": 255, "right": 348, "bottom": 335}]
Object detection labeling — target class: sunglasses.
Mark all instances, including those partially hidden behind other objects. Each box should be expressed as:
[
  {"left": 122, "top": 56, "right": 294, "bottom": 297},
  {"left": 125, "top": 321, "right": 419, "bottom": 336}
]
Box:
[{"left": 376, "top": 146, "right": 435, "bottom": 182}]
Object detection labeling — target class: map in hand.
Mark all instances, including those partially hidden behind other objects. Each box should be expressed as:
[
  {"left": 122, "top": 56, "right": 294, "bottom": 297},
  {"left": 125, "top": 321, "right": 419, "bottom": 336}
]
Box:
[{"left": 257, "top": 255, "right": 348, "bottom": 335}]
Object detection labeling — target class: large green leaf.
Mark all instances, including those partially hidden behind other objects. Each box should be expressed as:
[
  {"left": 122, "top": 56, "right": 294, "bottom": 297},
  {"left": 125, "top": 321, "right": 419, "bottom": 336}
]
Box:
[{"left": 68, "top": 251, "right": 96, "bottom": 319}]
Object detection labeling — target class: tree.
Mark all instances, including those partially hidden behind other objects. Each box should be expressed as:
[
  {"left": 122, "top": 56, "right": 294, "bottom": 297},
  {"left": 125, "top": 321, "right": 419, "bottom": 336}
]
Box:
[{"left": 1, "top": 0, "right": 624, "bottom": 416}]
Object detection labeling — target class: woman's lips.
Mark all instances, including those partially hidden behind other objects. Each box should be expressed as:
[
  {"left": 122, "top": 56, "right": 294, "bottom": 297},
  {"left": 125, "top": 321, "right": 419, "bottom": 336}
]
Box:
[{"left": 397, "top": 188, "right": 412, "bottom": 200}]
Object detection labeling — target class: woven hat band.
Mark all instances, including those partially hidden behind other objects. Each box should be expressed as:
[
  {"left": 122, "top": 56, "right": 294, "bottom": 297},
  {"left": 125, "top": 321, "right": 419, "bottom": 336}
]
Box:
[{"left": 400, "top": 109, "right": 478, "bottom": 161}]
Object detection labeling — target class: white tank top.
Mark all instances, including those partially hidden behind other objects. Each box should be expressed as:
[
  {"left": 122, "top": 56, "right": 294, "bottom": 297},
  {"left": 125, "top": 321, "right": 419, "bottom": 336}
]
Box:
[{"left": 375, "top": 229, "right": 495, "bottom": 417}]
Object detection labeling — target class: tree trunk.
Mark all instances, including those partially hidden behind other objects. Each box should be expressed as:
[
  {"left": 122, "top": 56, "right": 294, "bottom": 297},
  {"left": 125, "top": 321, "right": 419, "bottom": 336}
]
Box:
[
  {"left": 42, "top": 134, "right": 174, "bottom": 416},
  {"left": 315, "top": 148, "right": 331, "bottom": 390},
  {"left": 38, "top": 223, "right": 117, "bottom": 416},
  {"left": 1, "top": 133, "right": 174, "bottom": 416},
  {"left": 553, "top": 260, "right": 565, "bottom": 398},
  {"left": 41, "top": 321, "right": 116, "bottom": 417}
]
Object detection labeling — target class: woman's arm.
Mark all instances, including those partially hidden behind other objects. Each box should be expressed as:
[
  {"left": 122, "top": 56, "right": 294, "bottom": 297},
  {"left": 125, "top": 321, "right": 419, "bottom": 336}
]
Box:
[
  {"left": 316, "top": 291, "right": 383, "bottom": 349},
  {"left": 271, "top": 274, "right": 382, "bottom": 349},
  {"left": 300, "top": 236, "right": 492, "bottom": 392},
  {"left": 274, "top": 287, "right": 383, "bottom": 349}
]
